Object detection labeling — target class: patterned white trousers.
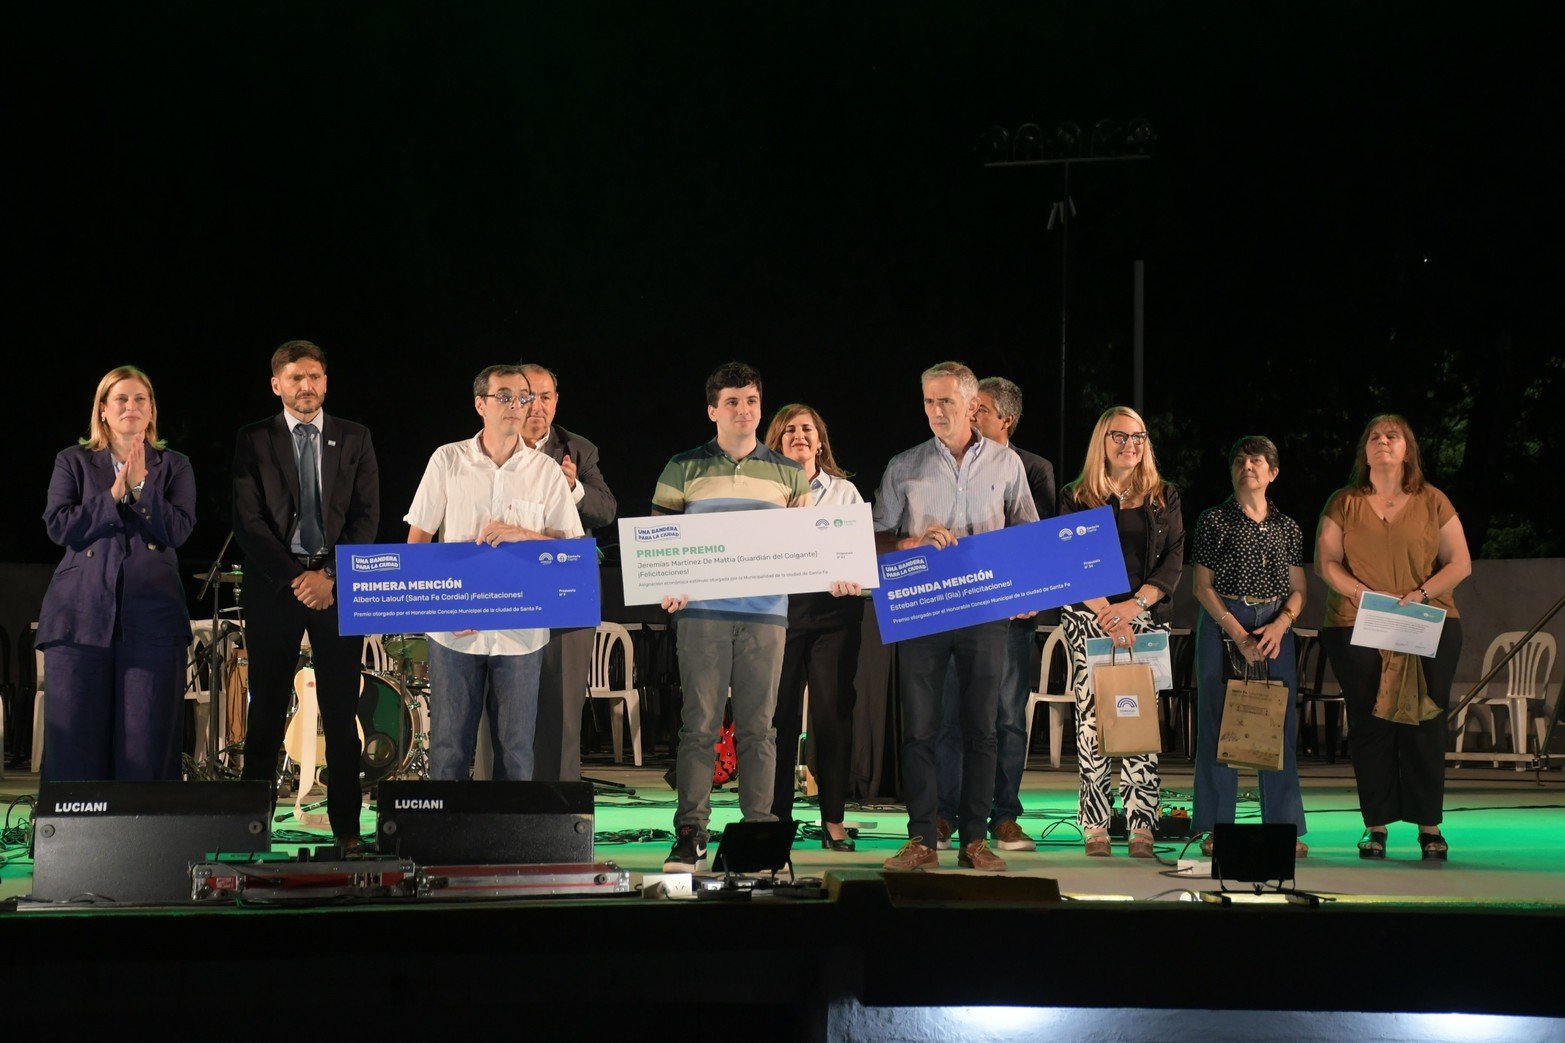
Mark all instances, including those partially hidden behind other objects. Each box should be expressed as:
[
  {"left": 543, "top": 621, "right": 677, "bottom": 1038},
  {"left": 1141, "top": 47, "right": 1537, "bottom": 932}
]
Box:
[{"left": 1060, "top": 605, "right": 1166, "bottom": 833}]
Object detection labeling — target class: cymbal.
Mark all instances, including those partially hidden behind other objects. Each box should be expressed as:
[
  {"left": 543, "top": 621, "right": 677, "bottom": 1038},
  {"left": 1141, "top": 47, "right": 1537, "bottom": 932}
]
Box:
[
  {"left": 383, "top": 634, "right": 429, "bottom": 662},
  {"left": 195, "top": 568, "right": 244, "bottom": 584}
]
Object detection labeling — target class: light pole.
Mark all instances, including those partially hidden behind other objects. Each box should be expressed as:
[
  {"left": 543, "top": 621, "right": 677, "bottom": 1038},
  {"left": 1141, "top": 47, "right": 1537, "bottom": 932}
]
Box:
[{"left": 980, "top": 118, "right": 1154, "bottom": 471}]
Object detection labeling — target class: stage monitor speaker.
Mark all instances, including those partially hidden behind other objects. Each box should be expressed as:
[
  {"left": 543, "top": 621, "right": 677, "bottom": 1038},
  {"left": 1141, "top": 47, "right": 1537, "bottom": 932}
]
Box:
[
  {"left": 710, "top": 819, "right": 795, "bottom": 875},
  {"left": 31, "top": 781, "right": 272, "bottom": 904},
  {"left": 376, "top": 780, "right": 594, "bottom": 865},
  {"left": 1210, "top": 823, "right": 1297, "bottom": 884}
]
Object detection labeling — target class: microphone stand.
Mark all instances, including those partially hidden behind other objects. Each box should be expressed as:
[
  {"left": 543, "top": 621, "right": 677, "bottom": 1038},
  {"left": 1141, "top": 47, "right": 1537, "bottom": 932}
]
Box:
[{"left": 195, "top": 531, "right": 239, "bottom": 777}]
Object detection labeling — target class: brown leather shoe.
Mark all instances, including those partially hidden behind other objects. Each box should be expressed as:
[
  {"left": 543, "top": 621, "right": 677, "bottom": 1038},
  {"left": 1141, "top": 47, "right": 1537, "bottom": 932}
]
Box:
[
  {"left": 990, "top": 820, "right": 1036, "bottom": 851},
  {"left": 959, "top": 838, "right": 1008, "bottom": 872},
  {"left": 935, "top": 816, "right": 955, "bottom": 851},
  {"left": 883, "top": 838, "right": 939, "bottom": 871},
  {"left": 1128, "top": 831, "right": 1156, "bottom": 858}
]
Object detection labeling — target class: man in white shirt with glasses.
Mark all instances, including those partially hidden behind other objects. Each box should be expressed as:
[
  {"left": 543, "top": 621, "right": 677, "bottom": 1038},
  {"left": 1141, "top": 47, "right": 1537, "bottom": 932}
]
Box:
[{"left": 404, "top": 365, "right": 584, "bottom": 780}]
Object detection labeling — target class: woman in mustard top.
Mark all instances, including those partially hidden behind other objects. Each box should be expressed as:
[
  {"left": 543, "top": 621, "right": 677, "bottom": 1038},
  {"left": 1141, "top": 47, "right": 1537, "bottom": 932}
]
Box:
[{"left": 1314, "top": 415, "right": 1471, "bottom": 861}]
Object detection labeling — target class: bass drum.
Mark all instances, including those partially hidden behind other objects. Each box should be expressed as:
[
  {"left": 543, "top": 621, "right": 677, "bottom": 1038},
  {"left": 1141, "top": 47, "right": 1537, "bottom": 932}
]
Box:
[
  {"left": 288, "top": 667, "right": 420, "bottom": 787},
  {"left": 357, "top": 670, "right": 419, "bottom": 785}
]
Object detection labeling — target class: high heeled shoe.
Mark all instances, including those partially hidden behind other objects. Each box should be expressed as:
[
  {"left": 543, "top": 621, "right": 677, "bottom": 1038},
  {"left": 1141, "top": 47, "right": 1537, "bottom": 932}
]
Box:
[{"left": 820, "top": 834, "right": 856, "bottom": 852}]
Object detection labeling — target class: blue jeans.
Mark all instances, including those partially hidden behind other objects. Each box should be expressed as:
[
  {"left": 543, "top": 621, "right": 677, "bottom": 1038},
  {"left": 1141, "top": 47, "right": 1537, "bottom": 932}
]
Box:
[
  {"left": 428, "top": 641, "right": 543, "bottom": 781},
  {"left": 900, "top": 620, "right": 1007, "bottom": 847},
  {"left": 937, "top": 619, "right": 1032, "bottom": 828},
  {"left": 1192, "top": 599, "right": 1306, "bottom": 835}
]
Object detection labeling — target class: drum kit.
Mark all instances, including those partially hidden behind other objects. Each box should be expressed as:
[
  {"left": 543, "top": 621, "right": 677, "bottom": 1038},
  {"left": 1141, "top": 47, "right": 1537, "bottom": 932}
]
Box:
[{"left": 193, "top": 566, "right": 434, "bottom": 794}]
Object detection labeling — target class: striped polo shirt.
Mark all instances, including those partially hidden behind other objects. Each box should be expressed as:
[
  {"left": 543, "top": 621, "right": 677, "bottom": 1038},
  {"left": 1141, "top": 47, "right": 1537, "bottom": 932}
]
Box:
[{"left": 651, "top": 440, "right": 809, "bottom": 624}]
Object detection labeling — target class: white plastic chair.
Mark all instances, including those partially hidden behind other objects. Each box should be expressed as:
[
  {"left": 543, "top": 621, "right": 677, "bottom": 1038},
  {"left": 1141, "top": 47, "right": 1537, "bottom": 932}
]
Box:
[
  {"left": 362, "top": 634, "right": 392, "bottom": 674},
  {"left": 1455, "top": 631, "right": 1557, "bottom": 764},
  {"left": 1024, "top": 628, "right": 1074, "bottom": 768},
  {"left": 587, "top": 622, "right": 642, "bottom": 765}
]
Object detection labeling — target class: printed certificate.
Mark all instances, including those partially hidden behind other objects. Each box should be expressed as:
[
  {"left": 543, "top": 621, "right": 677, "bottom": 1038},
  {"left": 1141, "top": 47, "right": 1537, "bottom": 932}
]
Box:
[
  {"left": 335, "top": 540, "right": 600, "bottom": 636},
  {"left": 617, "top": 503, "right": 879, "bottom": 606},
  {"left": 869, "top": 507, "right": 1130, "bottom": 642},
  {"left": 1349, "top": 591, "right": 1447, "bottom": 657}
]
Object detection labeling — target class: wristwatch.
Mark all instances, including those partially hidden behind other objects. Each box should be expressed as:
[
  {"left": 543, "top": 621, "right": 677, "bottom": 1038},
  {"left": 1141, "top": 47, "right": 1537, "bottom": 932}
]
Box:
[
  {"left": 1134, "top": 594, "right": 1150, "bottom": 612},
  {"left": 324, "top": 562, "right": 337, "bottom": 581}
]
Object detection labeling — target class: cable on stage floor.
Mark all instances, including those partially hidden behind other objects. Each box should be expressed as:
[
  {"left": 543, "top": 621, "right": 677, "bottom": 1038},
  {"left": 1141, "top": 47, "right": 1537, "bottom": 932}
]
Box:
[{"left": 2, "top": 794, "right": 36, "bottom": 856}]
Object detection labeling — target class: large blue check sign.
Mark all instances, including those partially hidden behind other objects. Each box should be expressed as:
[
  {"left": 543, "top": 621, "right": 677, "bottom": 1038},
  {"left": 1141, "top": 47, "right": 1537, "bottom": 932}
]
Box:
[
  {"left": 870, "top": 507, "right": 1130, "bottom": 643},
  {"left": 334, "top": 540, "right": 601, "bottom": 637}
]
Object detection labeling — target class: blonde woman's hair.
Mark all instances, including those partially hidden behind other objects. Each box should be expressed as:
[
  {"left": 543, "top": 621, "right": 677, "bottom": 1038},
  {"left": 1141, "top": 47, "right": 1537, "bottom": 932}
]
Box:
[
  {"left": 1064, "top": 405, "right": 1166, "bottom": 509},
  {"left": 83, "top": 365, "right": 165, "bottom": 451}
]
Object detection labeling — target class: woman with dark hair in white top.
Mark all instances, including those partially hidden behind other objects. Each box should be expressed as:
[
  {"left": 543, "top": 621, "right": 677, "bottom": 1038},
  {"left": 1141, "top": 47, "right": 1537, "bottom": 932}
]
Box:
[{"left": 765, "top": 404, "right": 865, "bottom": 850}]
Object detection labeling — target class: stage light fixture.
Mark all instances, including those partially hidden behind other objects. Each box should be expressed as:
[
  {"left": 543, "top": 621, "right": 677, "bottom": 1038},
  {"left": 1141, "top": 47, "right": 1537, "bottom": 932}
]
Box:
[
  {"left": 1052, "top": 121, "right": 1082, "bottom": 157},
  {"left": 977, "top": 125, "right": 1011, "bottom": 164},
  {"left": 1090, "top": 118, "right": 1124, "bottom": 157},
  {"left": 1012, "top": 122, "right": 1046, "bottom": 161},
  {"left": 1124, "top": 117, "right": 1156, "bottom": 156}
]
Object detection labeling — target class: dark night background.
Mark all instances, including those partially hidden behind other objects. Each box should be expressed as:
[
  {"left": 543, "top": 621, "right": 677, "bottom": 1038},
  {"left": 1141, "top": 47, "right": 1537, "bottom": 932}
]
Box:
[{"left": 6, "top": 3, "right": 1562, "bottom": 575}]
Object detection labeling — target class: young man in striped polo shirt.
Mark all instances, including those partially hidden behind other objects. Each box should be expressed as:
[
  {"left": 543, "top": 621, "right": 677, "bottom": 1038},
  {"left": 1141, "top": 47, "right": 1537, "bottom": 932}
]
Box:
[{"left": 653, "top": 361, "right": 809, "bottom": 873}]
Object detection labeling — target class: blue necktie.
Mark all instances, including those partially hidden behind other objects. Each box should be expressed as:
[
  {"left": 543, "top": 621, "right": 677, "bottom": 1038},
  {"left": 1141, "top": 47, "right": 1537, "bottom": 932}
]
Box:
[{"left": 295, "top": 424, "right": 325, "bottom": 554}]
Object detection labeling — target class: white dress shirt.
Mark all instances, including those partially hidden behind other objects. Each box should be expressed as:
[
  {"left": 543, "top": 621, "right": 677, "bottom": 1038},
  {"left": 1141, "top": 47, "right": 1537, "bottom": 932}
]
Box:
[{"left": 404, "top": 433, "right": 585, "bottom": 656}]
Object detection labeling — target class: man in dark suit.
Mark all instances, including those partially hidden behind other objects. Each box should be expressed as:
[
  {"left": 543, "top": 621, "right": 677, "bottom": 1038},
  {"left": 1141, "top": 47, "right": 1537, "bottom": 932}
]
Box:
[
  {"left": 518, "top": 363, "right": 617, "bottom": 781},
  {"left": 232, "top": 340, "right": 380, "bottom": 850}
]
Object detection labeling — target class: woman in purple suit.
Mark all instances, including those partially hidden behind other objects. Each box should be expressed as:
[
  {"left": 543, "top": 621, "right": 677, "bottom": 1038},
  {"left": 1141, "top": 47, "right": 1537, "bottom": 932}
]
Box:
[{"left": 37, "top": 365, "right": 197, "bottom": 780}]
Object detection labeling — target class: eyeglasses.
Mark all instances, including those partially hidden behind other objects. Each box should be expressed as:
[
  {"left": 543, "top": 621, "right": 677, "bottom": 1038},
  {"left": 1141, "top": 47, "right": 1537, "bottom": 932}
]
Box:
[
  {"left": 479, "top": 391, "right": 535, "bottom": 407},
  {"left": 1107, "top": 430, "right": 1148, "bottom": 446}
]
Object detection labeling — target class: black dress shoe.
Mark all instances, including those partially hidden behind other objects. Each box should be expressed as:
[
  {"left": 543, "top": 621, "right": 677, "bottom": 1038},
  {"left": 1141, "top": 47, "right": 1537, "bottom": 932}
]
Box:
[{"left": 820, "top": 835, "right": 856, "bottom": 853}]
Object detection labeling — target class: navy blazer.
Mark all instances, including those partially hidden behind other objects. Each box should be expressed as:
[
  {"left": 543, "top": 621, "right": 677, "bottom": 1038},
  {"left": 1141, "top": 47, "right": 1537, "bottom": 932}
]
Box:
[
  {"left": 540, "top": 424, "right": 617, "bottom": 533},
  {"left": 232, "top": 412, "right": 380, "bottom": 594},
  {"left": 37, "top": 444, "right": 197, "bottom": 649}
]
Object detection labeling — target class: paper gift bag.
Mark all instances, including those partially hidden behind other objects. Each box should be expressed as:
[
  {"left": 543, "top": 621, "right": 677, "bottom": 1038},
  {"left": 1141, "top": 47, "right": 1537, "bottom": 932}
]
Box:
[
  {"left": 1093, "top": 658, "right": 1162, "bottom": 757},
  {"left": 1216, "top": 672, "right": 1290, "bottom": 771}
]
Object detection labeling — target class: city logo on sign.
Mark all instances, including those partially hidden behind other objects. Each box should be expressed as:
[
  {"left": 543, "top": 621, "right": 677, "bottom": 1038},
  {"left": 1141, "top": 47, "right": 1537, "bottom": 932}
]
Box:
[
  {"left": 538, "top": 552, "right": 555, "bottom": 564},
  {"left": 635, "top": 524, "right": 682, "bottom": 542},
  {"left": 351, "top": 553, "right": 402, "bottom": 572},
  {"left": 1057, "top": 527, "right": 1073, "bottom": 541},
  {"left": 882, "top": 556, "right": 929, "bottom": 581}
]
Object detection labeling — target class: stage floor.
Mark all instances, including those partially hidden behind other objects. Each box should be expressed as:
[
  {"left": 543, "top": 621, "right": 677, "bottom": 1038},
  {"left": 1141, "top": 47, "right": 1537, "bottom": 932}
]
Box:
[
  {"left": 4, "top": 757, "right": 1564, "bottom": 1037},
  {"left": 5, "top": 757, "right": 1564, "bottom": 905}
]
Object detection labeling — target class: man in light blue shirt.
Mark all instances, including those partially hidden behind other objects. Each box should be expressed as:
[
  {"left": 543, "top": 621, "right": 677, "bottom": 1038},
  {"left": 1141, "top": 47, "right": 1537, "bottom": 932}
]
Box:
[{"left": 873, "top": 361, "right": 1038, "bottom": 871}]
